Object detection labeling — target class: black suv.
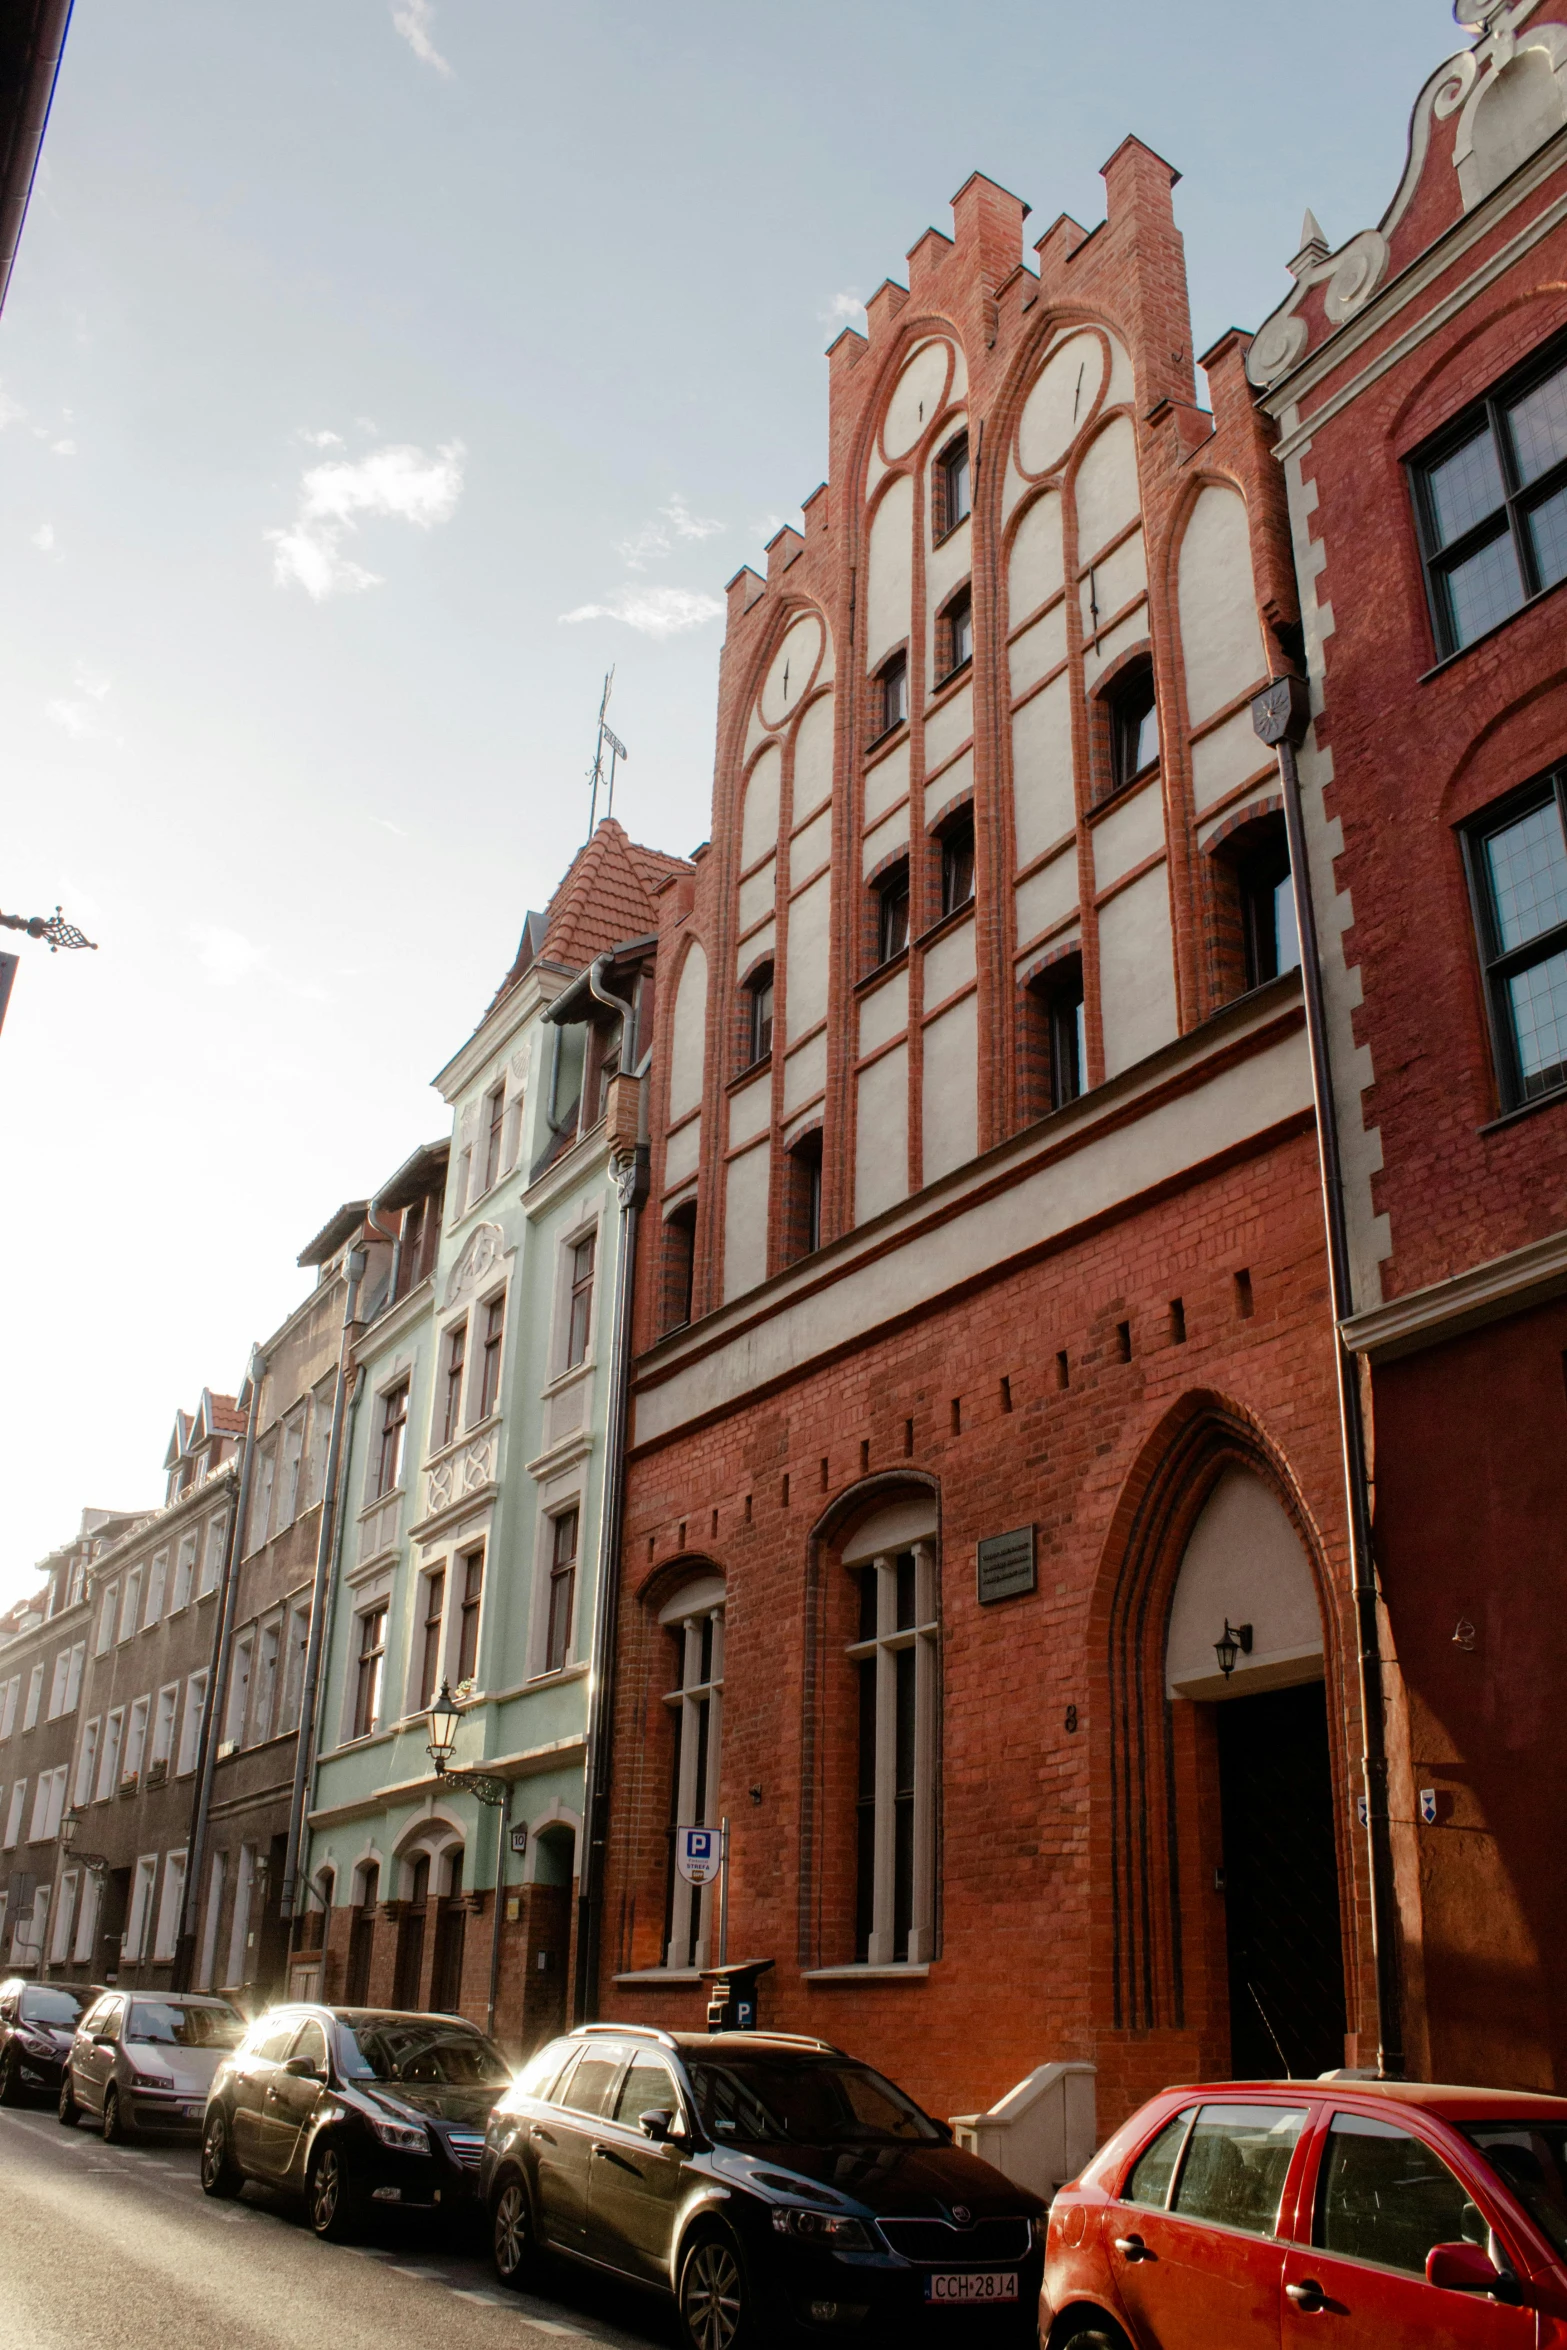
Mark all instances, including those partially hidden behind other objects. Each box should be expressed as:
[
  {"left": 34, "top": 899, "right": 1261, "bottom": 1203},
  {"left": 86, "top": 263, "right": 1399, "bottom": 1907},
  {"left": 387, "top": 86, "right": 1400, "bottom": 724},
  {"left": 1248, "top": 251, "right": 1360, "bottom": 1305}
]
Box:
[
  {"left": 479, "top": 2026, "right": 1045, "bottom": 2348},
  {"left": 201, "top": 2003, "right": 512, "bottom": 2239},
  {"left": 0, "top": 1979, "right": 103, "bottom": 2104}
]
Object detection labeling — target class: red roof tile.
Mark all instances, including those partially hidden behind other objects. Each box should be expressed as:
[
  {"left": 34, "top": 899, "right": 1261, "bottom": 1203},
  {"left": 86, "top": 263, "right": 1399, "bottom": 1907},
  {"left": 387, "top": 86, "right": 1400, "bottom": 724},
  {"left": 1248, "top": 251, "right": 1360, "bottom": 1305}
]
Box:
[{"left": 487, "top": 821, "right": 691, "bottom": 1013}]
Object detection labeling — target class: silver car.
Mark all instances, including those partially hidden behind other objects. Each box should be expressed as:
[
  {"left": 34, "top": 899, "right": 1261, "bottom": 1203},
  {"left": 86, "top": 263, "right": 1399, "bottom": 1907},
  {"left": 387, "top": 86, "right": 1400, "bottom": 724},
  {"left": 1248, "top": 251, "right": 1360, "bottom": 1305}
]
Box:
[{"left": 60, "top": 1991, "right": 245, "bottom": 2142}]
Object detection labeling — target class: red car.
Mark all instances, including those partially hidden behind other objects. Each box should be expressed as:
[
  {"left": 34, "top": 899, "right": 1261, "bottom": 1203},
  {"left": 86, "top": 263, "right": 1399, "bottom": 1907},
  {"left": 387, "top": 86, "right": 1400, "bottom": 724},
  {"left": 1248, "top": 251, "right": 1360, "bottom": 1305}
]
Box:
[{"left": 1042, "top": 2076, "right": 1567, "bottom": 2347}]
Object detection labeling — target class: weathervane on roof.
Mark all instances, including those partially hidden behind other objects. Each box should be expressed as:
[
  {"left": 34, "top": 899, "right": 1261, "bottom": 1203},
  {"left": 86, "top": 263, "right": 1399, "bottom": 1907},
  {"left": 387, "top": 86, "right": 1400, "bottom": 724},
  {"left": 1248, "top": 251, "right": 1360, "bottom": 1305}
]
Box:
[
  {"left": 0, "top": 901, "right": 98, "bottom": 1039},
  {"left": 585, "top": 668, "right": 630, "bottom": 836},
  {"left": 1453, "top": 0, "right": 1525, "bottom": 34}
]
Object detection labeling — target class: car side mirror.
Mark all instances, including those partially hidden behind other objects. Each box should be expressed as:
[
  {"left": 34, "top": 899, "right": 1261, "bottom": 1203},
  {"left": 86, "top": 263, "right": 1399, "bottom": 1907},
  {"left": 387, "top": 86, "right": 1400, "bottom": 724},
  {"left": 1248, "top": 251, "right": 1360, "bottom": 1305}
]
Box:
[
  {"left": 638, "top": 2108, "right": 676, "bottom": 2144},
  {"left": 283, "top": 2055, "right": 324, "bottom": 2081},
  {"left": 932, "top": 2119, "right": 954, "bottom": 2143},
  {"left": 1426, "top": 2241, "right": 1515, "bottom": 2298}
]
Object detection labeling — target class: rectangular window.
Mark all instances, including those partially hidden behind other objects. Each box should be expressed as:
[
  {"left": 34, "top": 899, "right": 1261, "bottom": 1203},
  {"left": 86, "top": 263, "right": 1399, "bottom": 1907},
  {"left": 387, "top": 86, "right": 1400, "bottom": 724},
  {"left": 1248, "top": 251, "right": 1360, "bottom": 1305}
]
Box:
[
  {"left": 354, "top": 1605, "right": 388, "bottom": 1739},
  {"left": 199, "top": 1516, "right": 227, "bottom": 1598},
  {"left": 3, "top": 1780, "right": 25, "bottom": 1848},
  {"left": 152, "top": 1851, "right": 187, "bottom": 1962},
  {"left": 849, "top": 1545, "right": 938, "bottom": 1966},
  {"left": 124, "top": 1856, "right": 157, "bottom": 1964},
  {"left": 251, "top": 1620, "right": 280, "bottom": 1744},
  {"left": 151, "top": 1685, "right": 178, "bottom": 1768},
  {"left": 277, "top": 1605, "right": 309, "bottom": 1735},
  {"left": 565, "top": 1233, "right": 596, "bottom": 1369},
  {"left": 95, "top": 1582, "right": 118, "bottom": 1654},
  {"left": 177, "top": 1674, "right": 208, "bottom": 1775},
  {"left": 747, "top": 970, "right": 775, "bottom": 1065},
  {"left": 124, "top": 1695, "right": 150, "bottom": 1783},
  {"left": 939, "top": 585, "right": 973, "bottom": 680},
  {"left": 418, "top": 1568, "right": 446, "bottom": 1709},
  {"left": 874, "top": 651, "right": 908, "bottom": 739},
  {"left": 74, "top": 1718, "right": 100, "bottom": 1806},
  {"left": 72, "top": 1870, "right": 101, "bottom": 1964},
  {"left": 0, "top": 1676, "right": 18, "bottom": 1740},
  {"left": 1464, "top": 776, "right": 1567, "bottom": 1108},
  {"left": 1413, "top": 339, "right": 1567, "bottom": 657},
  {"left": 305, "top": 1386, "right": 334, "bottom": 1510},
  {"left": 876, "top": 864, "right": 911, "bottom": 965},
  {"left": 47, "top": 1650, "right": 70, "bottom": 1720},
  {"left": 476, "top": 1295, "right": 505, "bottom": 1421},
  {"left": 936, "top": 433, "right": 970, "bottom": 536},
  {"left": 51, "top": 1870, "right": 79, "bottom": 1964},
  {"left": 440, "top": 1320, "right": 467, "bottom": 1446},
  {"left": 96, "top": 1712, "right": 124, "bottom": 1802},
  {"left": 397, "top": 1196, "right": 427, "bottom": 1301},
  {"left": 63, "top": 1641, "right": 85, "bottom": 1713},
  {"left": 457, "top": 1546, "right": 485, "bottom": 1685},
  {"left": 144, "top": 1550, "right": 169, "bottom": 1627},
  {"left": 22, "top": 1663, "right": 43, "bottom": 1731},
  {"left": 663, "top": 1595, "right": 725, "bottom": 1968},
  {"left": 483, "top": 1083, "right": 506, "bottom": 1192},
  {"left": 376, "top": 1382, "right": 409, "bottom": 1496},
  {"left": 118, "top": 1572, "right": 143, "bottom": 1644},
  {"left": 545, "top": 1510, "right": 578, "bottom": 1674},
  {"left": 225, "top": 1633, "right": 253, "bottom": 1745},
  {"left": 171, "top": 1531, "right": 198, "bottom": 1612},
  {"left": 940, "top": 816, "right": 975, "bottom": 917},
  {"left": 278, "top": 1408, "right": 306, "bottom": 1527},
  {"left": 247, "top": 1441, "right": 276, "bottom": 1553}
]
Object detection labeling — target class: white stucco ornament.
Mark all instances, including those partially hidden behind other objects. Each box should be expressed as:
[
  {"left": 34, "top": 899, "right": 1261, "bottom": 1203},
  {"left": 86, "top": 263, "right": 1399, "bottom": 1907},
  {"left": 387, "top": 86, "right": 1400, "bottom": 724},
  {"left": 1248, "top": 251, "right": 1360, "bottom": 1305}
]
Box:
[{"left": 443, "top": 1219, "right": 503, "bottom": 1307}]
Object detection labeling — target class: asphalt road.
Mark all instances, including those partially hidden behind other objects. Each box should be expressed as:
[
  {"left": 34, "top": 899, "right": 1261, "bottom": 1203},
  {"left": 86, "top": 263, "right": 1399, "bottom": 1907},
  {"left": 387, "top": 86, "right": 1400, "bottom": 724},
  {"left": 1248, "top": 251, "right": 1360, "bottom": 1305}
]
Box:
[{"left": 0, "top": 2101, "right": 674, "bottom": 2350}]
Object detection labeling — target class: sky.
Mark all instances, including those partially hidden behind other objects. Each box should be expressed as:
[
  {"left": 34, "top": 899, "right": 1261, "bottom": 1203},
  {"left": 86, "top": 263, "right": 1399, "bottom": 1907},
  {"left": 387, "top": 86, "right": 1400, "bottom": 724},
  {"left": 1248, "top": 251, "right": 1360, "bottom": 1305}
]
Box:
[{"left": 0, "top": 0, "right": 1465, "bottom": 1603}]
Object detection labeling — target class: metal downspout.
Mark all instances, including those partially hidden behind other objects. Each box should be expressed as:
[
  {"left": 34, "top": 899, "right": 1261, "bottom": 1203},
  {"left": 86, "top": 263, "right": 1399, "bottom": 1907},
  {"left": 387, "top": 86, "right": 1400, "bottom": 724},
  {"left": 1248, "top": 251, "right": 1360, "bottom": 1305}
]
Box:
[
  {"left": 1253, "top": 675, "right": 1404, "bottom": 2079},
  {"left": 171, "top": 1346, "right": 264, "bottom": 1992},
  {"left": 279, "top": 1247, "right": 366, "bottom": 1921},
  {"left": 572, "top": 957, "right": 648, "bottom": 2024}
]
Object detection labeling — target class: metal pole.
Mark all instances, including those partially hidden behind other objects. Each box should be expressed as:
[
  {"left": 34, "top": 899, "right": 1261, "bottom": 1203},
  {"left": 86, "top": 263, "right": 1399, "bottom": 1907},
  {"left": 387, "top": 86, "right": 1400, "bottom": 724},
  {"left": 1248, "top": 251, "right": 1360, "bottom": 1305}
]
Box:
[
  {"left": 279, "top": 1247, "right": 366, "bottom": 1920},
  {"left": 718, "top": 1817, "right": 730, "bottom": 1968},
  {"left": 171, "top": 1347, "right": 264, "bottom": 1991},
  {"left": 1252, "top": 676, "right": 1404, "bottom": 2079},
  {"left": 487, "top": 1782, "right": 513, "bottom": 2043}
]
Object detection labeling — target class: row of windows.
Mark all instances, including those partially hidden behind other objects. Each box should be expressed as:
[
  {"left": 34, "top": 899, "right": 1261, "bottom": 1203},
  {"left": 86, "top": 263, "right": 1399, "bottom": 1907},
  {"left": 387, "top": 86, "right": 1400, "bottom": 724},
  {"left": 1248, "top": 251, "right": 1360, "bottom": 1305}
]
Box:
[
  {"left": 224, "top": 1603, "right": 309, "bottom": 1753},
  {"left": 0, "top": 1640, "right": 86, "bottom": 1741},
  {"left": 97, "top": 1513, "right": 228, "bottom": 1649}
]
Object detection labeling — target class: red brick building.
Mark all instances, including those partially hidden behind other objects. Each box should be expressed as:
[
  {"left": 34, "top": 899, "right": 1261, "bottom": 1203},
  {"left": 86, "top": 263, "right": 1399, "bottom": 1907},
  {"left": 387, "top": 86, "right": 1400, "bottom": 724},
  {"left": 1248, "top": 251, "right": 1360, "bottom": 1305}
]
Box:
[
  {"left": 1248, "top": 0, "right": 1567, "bottom": 2095},
  {"left": 592, "top": 142, "right": 1375, "bottom": 2161}
]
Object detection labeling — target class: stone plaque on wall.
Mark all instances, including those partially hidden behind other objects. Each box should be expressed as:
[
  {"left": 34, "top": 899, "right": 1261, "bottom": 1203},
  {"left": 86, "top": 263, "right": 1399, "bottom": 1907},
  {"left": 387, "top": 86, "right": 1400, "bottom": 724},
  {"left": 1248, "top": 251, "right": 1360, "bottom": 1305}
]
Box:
[{"left": 976, "top": 1524, "right": 1036, "bottom": 1605}]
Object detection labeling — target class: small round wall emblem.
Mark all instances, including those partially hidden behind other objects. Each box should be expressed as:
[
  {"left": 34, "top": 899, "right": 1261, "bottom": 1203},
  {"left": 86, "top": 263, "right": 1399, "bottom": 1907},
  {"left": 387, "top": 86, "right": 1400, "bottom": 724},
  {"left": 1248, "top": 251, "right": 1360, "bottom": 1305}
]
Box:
[{"left": 951, "top": 2204, "right": 971, "bottom": 2225}]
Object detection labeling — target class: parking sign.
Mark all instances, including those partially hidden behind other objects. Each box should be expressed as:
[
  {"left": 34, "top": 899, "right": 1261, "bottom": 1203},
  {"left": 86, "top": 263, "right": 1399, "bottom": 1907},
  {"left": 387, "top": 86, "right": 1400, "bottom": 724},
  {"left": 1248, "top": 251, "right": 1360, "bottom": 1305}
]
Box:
[{"left": 676, "top": 1826, "right": 721, "bottom": 1886}]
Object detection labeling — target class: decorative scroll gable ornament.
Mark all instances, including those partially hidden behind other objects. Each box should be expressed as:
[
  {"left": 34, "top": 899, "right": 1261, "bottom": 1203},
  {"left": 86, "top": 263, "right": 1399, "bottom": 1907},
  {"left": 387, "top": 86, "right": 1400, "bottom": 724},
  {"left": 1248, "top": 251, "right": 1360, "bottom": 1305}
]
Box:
[
  {"left": 1248, "top": 0, "right": 1565, "bottom": 391},
  {"left": 444, "top": 1220, "right": 503, "bottom": 1308}
]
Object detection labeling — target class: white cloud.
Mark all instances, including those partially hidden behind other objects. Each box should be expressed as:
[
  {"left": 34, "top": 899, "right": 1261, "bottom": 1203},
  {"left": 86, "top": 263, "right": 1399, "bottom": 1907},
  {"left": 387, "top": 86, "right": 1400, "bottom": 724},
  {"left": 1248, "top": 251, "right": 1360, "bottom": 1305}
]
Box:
[
  {"left": 267, "top": 437, "right": 465, "bottom": 600},
  {"left": 559, "top": 585, "right": 724, "bottom": 638},
  {"left": 297, "top": 427, "right": 343, "bottom": 449},
  {"left": 821, "top": 288, "right": 866, "bottom": 325},
  {"left": 31, "top": 523, "right": 54, "bottom": 551},
  {"left": 615, "top": 492, "right": 725, "bottom": 571},
  {"left": 391, "top": 0, "right": 451, "bottom": 74},
  {"left": 45, "top": 666, "right": 111, "bottom": 737},
  {"left": 191, "top": 924, "right": 264, "bottom": 986},
  {"left": 0, "top": 386, "right": 24, "bottom": 429},
  {"left": 51, "top": 438, "right": 76, "bottom": 456}
]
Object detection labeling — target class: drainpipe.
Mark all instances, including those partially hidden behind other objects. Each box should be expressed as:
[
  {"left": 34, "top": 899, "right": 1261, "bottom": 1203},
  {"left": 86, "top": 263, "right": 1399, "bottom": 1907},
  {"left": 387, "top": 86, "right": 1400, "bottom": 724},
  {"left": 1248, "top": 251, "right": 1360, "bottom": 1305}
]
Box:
[
  {"left": 571, "top": 957, "right": 649, "bottom": 2024},
  {"left": 171, "top": 1347, "right": 264, "bottom": 1992},
  {"left": 279, "top": 1246, "right": 367, "bottom": 1922},
  {"left": 487, "top": 1779, "right": 514, "bottom": 2041},
  {"left": 1252, "top": 676, "right": 1404, "bottom": 2080}
]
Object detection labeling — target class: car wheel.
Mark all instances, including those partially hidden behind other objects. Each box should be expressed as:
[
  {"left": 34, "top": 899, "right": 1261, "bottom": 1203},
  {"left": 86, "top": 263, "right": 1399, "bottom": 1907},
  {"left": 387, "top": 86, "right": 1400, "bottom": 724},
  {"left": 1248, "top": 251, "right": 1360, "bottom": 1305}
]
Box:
[
  {"left": 491, "top": 2173, "right": 533, "bottom": 2290},
  {"left": 201, "top": 2108, "right": 243, "bottom": 2199},
  {"left": 307, "top": 2140, "right": 358, "bottom": 2242},
  {"left": 1054, "top": 2321, "right": 1132, "bottom": 2350},
  {"left": 102, "top": 2085, "right": 135, "bottom": 2145},
  {"left": 678, "top": 2225, "right": 749, "bottom": 2350},
  {"left": 57, "top": 2072, "right": 80, "bottom": 2127},
  {"left": 0, "top": 2050, "right": 21, "bottom": 2106}
]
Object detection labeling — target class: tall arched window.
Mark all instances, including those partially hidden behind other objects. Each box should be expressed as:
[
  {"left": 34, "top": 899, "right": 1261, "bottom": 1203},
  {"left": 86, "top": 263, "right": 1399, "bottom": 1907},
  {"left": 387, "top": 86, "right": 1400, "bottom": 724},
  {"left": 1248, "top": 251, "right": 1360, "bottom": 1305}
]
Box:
[
  {"left": 841, "top": 1499, "right": 939, "bottom": 1966},
  {"left": 659, "top": 1573, "right": 725, "bottom": 1969}
]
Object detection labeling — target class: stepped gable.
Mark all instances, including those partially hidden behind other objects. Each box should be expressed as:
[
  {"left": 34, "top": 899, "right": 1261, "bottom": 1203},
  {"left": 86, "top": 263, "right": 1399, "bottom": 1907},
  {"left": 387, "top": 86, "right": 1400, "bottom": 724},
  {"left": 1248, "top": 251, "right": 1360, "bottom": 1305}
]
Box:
[{"left": 488, "top": 821, "right": 690, "bottom": 1016}]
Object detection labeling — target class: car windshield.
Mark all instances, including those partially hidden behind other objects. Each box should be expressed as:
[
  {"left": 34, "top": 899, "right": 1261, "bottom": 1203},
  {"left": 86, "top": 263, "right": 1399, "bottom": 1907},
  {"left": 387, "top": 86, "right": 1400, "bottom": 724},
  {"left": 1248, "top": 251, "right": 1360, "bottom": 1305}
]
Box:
[
  {"left": 18, "top": 1988, "right": 86, "bottom": 2026},
  {"left": 1462, "top": 2123, "right": 1567, "bottom": 2256},
  {"left": 685, "top": 2057, "right": 941, "bottom": 2147},
  {"left": 126, "top": 2001, "right": 244, "bottom": 2049},
  {"left": 343, "top": 2021, "right": 511, "bottom": 2088}
]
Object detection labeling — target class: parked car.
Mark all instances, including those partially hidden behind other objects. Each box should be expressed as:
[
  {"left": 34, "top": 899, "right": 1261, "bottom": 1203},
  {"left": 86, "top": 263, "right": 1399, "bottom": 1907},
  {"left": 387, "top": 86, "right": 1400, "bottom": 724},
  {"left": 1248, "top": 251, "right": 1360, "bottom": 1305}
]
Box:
[
  {"left": 1041, "top": 2075, "right": 1567, "bottom": 2347},
  {"left": 200, "top": 2003, "right": 513, "bottom": 2240},
  {"left": 0, "top": 1979, "right": 104, "bottom": 2105},
  {"left": 480, "top": 2025, "right": 1045, "bottom": 2350},
  {"left": 60, "top": 1991, "right": 245, "bottom": 2142}
]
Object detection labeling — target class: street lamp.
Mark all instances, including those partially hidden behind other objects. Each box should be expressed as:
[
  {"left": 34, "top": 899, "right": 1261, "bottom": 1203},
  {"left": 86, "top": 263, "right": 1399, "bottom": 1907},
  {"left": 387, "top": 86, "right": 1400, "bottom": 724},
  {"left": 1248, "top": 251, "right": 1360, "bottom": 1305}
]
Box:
[
  {"left": 59, "top": 1806, "right": 108, "bottom": 1876},
  {"left": 1213, "top": 1620, "right": 1254, "bottom": 1679}
]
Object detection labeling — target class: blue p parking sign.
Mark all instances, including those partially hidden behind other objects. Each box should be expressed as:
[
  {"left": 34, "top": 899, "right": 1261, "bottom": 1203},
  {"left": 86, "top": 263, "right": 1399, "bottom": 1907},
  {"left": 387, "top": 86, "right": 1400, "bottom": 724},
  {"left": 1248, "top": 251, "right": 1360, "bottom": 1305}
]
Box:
[{"left": 676, "top": 1826, "right": 721, "bottom": 1886}]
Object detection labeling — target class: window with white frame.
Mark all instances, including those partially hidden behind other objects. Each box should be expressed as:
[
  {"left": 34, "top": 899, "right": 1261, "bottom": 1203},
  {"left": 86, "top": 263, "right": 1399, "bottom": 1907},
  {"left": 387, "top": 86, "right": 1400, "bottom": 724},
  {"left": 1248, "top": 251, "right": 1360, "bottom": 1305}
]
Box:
[
  {"left": 660, "top": 1576, "right": 725, "bottom": 1969},
  {"left": 352, "top": 1603, "right": 388, "bottom": 1739},
  {"left": 226, "top": 1845, "right": 255, "bottom": 1985},
  {"left": 72, "top": 1869, "right": 101, "bottom": 1963},
  {"left": 95, "top": 1583, "right": 119, "bottom": 1654},
  {"left": 74, "top": 1718, "right": 101, "bottom": 1807},
  {"left": 171, "top": 1530, "right": 199, "bottom": 1612},
  {"left": 199, "top": 1515, "right": 227, "bottom": 1597},
  {"left": 456, "top": 1544, "right": 485, "bottom": 1685},
  {"left": 374, "top": 1383, "right": 409, "bottom": 1497},
  {"left": 3, "top": 1779, "right": 25, "bottom": 1847},
  {"left": 304, "top": 1383, "right": 334, "bottom": 1511},
  {"left": 46, "top": 1649, "right": 70, "bottom": 1720},
  {"left": 475, "top": 1293, "right": 505, "bottom": 1421},
  {"left": 251, "top": 1619, "right": 281, "bottom": 1744},
  {"left": 124, "top": 1856, "right": 157, "bottom": 1963},
  {"left": 124, "top": 1695, "right": 151, "bottom": 1785},
  {"left": 150, "top": 1685, "right": 179, "bottom": 1771},
  {"left": 15, "top": 1885, "right": 49, "bottom": 1966},
  {"left": 544, "top": 1508, "right": 578, "bottom": 1674},
  {"left": 29, "top": 1766, "right": 66, "bottom": 1843},
  {"left": 118, "top": 1570, "right": 143, "bottom": 1643},
  {"left": 0, "top": 1676, "right": 18, "bottom": 1740},
  {"left": 247, "top": 1440, "right": 277, "bottom": 1553},
  {"left": 62, "top": 1641, "right": 84, "bottom": 1714},
  {"left": 481, "top": 1081, "right": 506, "bottom": 1194},
  {"left": 563, "top": 1231, "right": 596, "bottom": 1370},
  {"left": 177, "top": 1673, "right": 208, "bottom": 1775},
  {"left": 23, "top": 1663, "right": 44, "bottom": 1731},
  {"left": 96, "top": 1711, "right": 124, "bottom": 1801},
  {"left": 278, "top": 1407, "right": 307, "bottom": 1529},
  {"left": 153, "top": 1851, "right": 187, "bottom": 1961},
  {"left": 277, "top": 1605, "right": 309, "bottom": 1735},
  {"left": 144, "top": 1549, "right": 169, "bottom": 1627},
  {"left": 438, "top": 1319, "right": 467, "bottom": 1449},
  {"left": 226, "top": 1633, "right": 254, "bottom": 1744},
  {"left": 51, "top": 1870, "right": 79, "bottom": 1963},
  {"left": 844, "top": 1519, "right": 939, "bottom": 1967},
  {"left": 416, "top": 1566, "right": 446, "bottom": 1710}
]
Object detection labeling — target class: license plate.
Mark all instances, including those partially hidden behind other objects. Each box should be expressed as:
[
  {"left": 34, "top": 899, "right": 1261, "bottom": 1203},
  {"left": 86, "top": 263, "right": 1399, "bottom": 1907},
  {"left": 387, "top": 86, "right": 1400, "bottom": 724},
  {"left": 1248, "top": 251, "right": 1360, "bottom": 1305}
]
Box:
[
  {"left": 179, "top": 2103, "right": 202, "bottom": 2118},
  {"left": 924, "top": 2273, "right": 1019, "bottom": 2304}
]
